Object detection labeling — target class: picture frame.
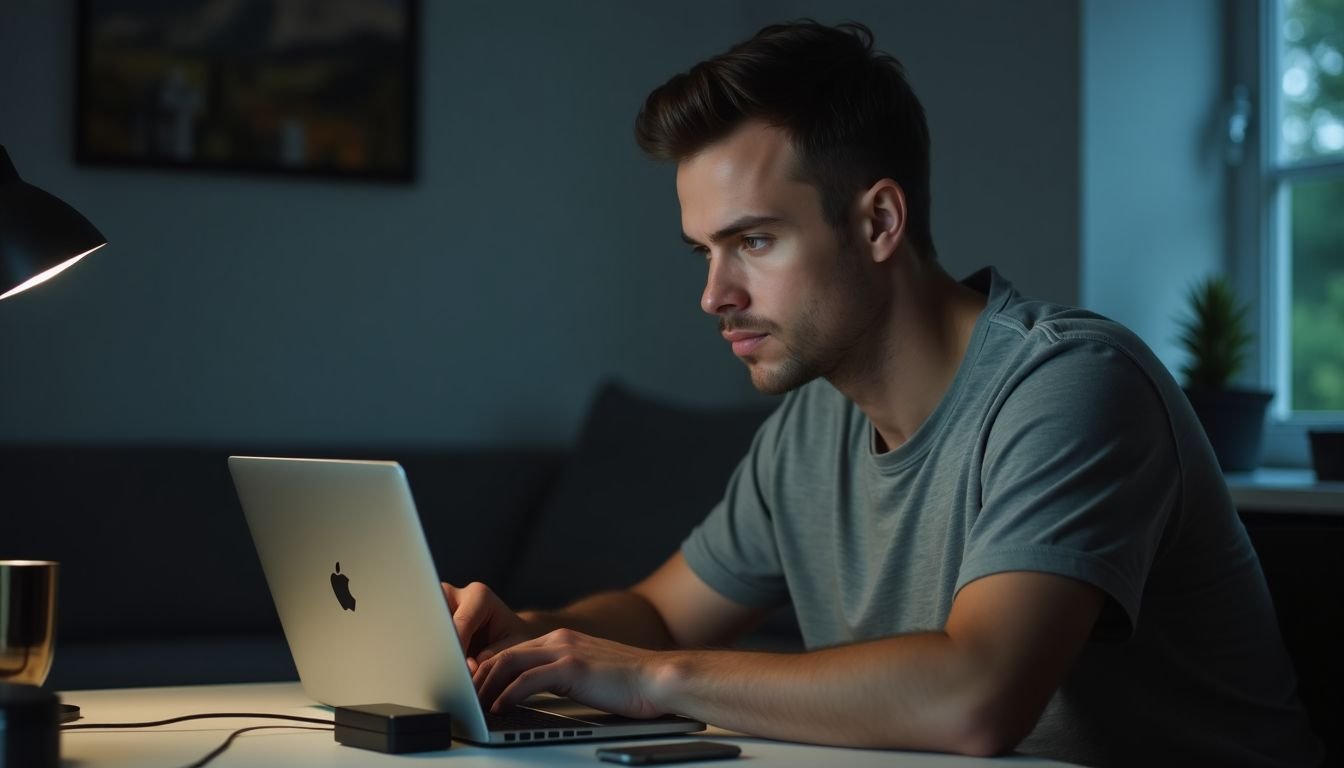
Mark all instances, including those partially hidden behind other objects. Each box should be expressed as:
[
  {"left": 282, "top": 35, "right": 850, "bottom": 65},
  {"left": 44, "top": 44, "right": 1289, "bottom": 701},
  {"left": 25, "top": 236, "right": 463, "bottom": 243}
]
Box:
[{"left": 75, "top": 0, "right": 418, "bottom": 182}]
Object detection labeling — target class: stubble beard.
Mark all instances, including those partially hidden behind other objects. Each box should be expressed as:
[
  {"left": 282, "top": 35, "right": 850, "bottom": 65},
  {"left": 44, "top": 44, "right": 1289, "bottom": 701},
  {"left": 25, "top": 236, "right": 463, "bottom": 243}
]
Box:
[
  {"left": 743, "top": 261, "right": 884, "bottom": 396},
  {"left": 720, "top": 312, "right": 823, "bottom": 396},
  {"left": 744, "top": 307, "right": 830, "bottom": 395}
]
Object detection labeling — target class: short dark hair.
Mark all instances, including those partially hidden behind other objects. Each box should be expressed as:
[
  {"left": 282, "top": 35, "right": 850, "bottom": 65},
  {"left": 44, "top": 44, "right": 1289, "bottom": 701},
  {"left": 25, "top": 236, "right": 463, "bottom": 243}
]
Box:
[{"left": 635, "top": 20, "right": 936, "bottom": 258}]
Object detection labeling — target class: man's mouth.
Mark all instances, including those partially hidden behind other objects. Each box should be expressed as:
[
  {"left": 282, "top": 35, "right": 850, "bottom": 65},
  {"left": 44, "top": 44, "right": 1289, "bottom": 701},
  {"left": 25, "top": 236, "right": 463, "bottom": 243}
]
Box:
[{"left": 722, "top": 330, "right": 769, "bottom": 356}]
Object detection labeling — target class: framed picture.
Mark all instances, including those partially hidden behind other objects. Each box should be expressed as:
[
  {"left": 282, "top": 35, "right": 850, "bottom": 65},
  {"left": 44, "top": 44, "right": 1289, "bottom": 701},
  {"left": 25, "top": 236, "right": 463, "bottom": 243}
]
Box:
[{"left": 76, "top": 0, "right": 418, "bottom": 182}]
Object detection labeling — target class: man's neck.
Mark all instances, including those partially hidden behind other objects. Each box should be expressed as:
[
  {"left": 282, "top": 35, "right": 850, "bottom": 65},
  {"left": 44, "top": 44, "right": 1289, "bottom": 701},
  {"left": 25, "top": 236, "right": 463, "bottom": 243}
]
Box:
[{"left": 827, "top": 258, "right": 988, "bottom": 454}]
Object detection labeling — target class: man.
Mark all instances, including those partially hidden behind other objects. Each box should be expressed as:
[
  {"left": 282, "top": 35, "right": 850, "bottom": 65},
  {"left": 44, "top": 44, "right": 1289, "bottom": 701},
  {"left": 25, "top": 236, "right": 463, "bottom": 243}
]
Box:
[{"left": 446, "top": 21, "right": 1322, "bottom": 766}]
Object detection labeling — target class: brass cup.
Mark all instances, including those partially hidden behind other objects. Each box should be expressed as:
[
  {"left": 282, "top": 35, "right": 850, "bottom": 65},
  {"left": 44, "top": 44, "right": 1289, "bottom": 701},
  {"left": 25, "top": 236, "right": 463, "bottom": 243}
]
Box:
[{"left": 0, "top": 560, "right": 58, "bottom": 686}]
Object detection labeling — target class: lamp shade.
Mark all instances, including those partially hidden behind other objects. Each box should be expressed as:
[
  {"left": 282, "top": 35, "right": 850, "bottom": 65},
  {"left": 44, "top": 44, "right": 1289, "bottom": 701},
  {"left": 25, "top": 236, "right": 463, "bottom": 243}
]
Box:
[{"left": 0, "top": 145, "right": 106, "bottom": 301}]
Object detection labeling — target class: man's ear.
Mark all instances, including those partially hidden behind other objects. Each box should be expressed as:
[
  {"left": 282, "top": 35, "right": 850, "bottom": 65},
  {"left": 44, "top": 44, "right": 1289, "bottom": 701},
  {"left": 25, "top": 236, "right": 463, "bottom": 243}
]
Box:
[{"left": 859, "top": 179, "right": 906, "bottom": 264}]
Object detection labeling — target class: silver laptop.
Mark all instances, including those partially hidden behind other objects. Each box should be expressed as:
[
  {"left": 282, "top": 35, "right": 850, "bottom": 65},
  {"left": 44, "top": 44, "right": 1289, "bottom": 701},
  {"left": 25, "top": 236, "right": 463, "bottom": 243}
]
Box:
[{"left": 228, "top": 455, "right": 704, "bottom": 745}]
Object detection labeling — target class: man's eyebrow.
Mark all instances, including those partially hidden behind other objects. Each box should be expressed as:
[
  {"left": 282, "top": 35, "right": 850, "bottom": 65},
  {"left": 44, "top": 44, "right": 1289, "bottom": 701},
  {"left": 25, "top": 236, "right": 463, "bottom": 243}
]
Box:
[{"left": 681, "top": 215, "right": 784, "bottom": 246}]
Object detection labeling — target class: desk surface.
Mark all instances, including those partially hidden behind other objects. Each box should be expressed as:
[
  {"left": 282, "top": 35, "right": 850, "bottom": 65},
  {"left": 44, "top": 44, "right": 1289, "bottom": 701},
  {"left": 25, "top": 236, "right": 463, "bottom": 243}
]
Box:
[
  {"left": 1226, "top": 467, "right": 1344, "bottom": 513},
  {"left": 58, "top": 682, "right": 1076, "bottom": 767}
]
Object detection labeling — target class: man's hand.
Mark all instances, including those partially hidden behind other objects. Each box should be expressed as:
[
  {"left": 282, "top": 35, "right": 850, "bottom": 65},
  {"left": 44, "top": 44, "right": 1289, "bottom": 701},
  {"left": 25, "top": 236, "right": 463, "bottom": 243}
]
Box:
[
  {"left": 472, "top": 629, "right": 667, "bottom": 719},
  {"left": 442, "top": 581, "right": 542, "bottom": 672}
]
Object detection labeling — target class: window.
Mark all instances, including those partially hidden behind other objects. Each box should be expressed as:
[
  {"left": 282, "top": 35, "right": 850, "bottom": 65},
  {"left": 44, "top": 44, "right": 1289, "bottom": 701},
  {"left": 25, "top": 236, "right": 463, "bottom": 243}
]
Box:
[
  {"left": 1237, "top": 0, "right": 1344, "bottom": 463},
  {"left": 1272, "top": 0, "right": 1344, "bottom": 415}
]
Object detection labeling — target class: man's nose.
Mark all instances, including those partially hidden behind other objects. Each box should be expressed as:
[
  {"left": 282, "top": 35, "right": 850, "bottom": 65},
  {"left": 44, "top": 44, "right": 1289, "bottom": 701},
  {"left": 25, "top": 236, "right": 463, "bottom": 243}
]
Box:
[{"left": 701, "top": 256, "right": 749, "bottom": 316}]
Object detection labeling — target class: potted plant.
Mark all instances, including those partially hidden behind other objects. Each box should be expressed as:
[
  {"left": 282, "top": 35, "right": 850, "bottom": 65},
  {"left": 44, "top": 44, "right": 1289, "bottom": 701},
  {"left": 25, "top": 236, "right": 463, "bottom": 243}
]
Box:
[{"left": 1177, "top": 276, "right": 1274, "bottom": 472}]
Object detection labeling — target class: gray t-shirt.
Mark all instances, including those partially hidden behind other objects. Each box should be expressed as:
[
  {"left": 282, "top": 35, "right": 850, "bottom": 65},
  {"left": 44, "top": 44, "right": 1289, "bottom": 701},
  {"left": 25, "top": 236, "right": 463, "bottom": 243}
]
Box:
[{"left": 682, "top": 268, "right": 1322, "bottom": 767}]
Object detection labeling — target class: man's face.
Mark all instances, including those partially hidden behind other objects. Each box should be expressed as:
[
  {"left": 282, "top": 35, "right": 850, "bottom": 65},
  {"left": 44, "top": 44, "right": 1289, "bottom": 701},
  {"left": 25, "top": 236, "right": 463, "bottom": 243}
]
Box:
[{"left": 677, "top": 122, "right": 882, "bottom": 394}]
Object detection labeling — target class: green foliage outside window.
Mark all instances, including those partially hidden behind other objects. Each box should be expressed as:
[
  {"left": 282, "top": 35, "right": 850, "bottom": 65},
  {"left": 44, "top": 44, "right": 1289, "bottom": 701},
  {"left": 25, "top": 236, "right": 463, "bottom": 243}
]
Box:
[
  {"left": 1282, "top": 0, "right": 1344, "bottom": 411},
  {"left": 1282, "top": 0, "right": 1344, "bottom": 161}
]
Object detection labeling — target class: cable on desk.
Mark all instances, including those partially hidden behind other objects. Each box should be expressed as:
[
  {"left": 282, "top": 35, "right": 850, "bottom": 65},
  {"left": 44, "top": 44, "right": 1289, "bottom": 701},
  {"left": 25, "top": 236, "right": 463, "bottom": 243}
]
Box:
[
  {"left": 61, "top": 712, "right": 334, "bottom": 730},
  {"left": 61, "top": 712, "right": 335, "bottom": 768},
  {"left": 179, "top": 725, "right": 332, "bottom": 768}
]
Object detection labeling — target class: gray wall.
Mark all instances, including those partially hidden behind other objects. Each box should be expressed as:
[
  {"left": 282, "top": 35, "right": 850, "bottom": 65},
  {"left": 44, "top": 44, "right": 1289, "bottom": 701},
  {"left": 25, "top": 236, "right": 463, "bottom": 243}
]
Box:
[
  {"left": 2, "top": 1, "right": 1184, "bottom": 447},
  {"left": 1081, "top": 0, "right": 1227, "bottom": 374},
  {"left": 743, "top": 0, "right": 1082, "bottom": 304},
  {"left": 0, "top": 0, "right": 753, "bottom": 445}
]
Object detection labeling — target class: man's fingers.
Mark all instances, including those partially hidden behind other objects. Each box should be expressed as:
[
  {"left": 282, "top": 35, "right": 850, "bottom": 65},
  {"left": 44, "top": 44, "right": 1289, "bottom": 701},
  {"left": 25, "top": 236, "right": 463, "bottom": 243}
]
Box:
[
  {"left": 476, "top": 635, "right": 523, "bottom": 665},
  {"left": 451, "top": 587, "right": 491, "bottom": 648},
  {"left": 493, "top": 661, "right": 575, "bottom": 712},
  {"left": 443, "top": 584, "right": 486, "bottom": 652},
  {"left": 454, "top": 609, "right": 481, "bottom": 649},
  {"left": 441, "top": 581, "right": 531, "bottom": 670},
  {"left": 473, "top": 645, "right": 550, "bottom": 701},
  {"left": 474, "top": 646, "right": 565, "bottom": 709},
  {"left": 440, "top": 583, "right": 460, "bottom": 613},
  {"left": 474, "top": 629, "right": 571, "bottom": 687}
]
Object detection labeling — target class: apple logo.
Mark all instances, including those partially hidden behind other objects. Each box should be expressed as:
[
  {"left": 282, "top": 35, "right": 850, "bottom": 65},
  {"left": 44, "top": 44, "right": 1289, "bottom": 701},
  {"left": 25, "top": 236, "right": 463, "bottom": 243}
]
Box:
[{"left": 331, "top": 562, "right": 356, "bottom": 611}]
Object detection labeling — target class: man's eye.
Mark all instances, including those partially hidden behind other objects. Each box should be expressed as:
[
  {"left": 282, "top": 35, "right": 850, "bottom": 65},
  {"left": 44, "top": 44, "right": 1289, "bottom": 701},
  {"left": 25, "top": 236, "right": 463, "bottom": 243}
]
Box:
[{"left": 742, "top": 236, "right": 771, "bottom": 251}]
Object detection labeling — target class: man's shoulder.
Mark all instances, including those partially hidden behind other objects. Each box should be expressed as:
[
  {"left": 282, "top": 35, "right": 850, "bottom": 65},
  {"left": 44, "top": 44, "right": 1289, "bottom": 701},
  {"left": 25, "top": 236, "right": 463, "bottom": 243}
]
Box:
[
  {"left": 983, "top": 279, "right": 1167, "bottom": 387},
  {"left": 991, "top": 290, "right": 1134, "bottom": 347}
]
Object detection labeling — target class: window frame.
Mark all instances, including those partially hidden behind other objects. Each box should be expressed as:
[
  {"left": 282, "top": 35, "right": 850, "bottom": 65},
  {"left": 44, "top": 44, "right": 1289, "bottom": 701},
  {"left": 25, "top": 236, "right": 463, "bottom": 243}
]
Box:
[{"left": 1231, "top": 0, "right": 1344, "bottom": 467}]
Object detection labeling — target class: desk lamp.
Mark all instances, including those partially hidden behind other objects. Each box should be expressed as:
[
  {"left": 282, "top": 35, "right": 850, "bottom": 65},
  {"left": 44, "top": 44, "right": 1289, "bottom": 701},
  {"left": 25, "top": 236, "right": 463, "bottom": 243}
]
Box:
[
  {"left": 1, "top": 145, "right": 106, "bottom": 300},
  {"left": 0, "top": 143, "right": 106, "bottom": 768}
]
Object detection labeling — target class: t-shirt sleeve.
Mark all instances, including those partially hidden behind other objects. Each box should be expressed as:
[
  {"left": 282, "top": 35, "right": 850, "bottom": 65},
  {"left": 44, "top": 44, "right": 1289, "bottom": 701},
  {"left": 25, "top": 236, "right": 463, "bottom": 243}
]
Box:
[
  {"left": 680, "top": 400, "right": 791, "bottom": 609},
  {"left": 959, "top": 337, "right": 1179, "bottom": 640}
]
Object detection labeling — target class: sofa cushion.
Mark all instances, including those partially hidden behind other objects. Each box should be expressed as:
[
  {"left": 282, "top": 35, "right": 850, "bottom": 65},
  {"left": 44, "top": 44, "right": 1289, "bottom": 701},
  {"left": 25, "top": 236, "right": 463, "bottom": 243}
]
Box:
[
  {"left": 505, "top": 382, "right": 774, "bottom": 610},
  {"left": 50, "top": 634, "right": 296, "bottom": 691}
]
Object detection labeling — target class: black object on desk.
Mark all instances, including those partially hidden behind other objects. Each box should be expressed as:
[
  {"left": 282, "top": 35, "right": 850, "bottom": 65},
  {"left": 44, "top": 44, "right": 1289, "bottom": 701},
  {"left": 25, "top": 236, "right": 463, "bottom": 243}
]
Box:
[
  {"left": 0, "top": 683, "right": 60, "bottom": 768},
  {"left": 333, "top": 702, "right": 453, "bottom": 754},
  {"left": 1308, "top": 430, "right": 1344, "bottom": 481},
  {"left": 597, "top": 740, "right": 742, "bottom": 764}
]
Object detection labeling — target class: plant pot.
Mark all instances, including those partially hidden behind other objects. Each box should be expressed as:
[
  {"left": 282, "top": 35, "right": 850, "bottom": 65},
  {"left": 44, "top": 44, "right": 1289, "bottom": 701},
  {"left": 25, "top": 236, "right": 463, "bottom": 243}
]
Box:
[
  {"left": 1183, "top": 387, "right": 1273, "bottom": 472},
  {"left": 1308, "top": 430, "right": 1344, "bottom": 482}
]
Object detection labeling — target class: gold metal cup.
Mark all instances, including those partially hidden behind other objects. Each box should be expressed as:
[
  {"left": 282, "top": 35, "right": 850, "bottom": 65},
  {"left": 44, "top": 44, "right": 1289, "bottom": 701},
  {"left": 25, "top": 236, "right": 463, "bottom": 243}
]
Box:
[{"left": 0, "top": 560, "right": 58, "bottom": 686}]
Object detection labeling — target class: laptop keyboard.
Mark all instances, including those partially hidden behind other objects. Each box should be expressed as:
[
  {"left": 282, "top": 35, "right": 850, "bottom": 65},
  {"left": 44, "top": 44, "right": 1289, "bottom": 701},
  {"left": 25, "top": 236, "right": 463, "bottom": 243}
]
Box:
[
  {"left": 487, "top": 707, "right": 590, "bottom": 730},
  {"left": 486, "top": 707, "right": 596, "bottom": 742}
]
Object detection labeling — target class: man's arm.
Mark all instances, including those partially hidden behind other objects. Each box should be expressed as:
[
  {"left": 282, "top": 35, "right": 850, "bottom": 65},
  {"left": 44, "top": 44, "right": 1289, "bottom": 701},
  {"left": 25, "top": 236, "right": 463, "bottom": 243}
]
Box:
[
  {"left": 473, "top": 569, "right": 1104, "bottom": 756},
  {"left": 448, "top": 552, "right": 770, "bottom": 665},
  {"left": 521, "top": 552, "right": 772, "bottom": 649}
]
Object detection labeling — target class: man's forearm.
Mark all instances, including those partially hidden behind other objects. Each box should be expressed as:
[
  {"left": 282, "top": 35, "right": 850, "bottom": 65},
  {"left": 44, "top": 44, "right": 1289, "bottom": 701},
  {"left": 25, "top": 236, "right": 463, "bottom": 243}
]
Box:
[
  {"left": 478, "top": 572, "right": 1096, "bottom": 755},
  {"left": 644, "top": 634, "right": 1019, "bottom": 755},
  {"left": 521, "top": 590, "right": 678, "bottom": 650}
]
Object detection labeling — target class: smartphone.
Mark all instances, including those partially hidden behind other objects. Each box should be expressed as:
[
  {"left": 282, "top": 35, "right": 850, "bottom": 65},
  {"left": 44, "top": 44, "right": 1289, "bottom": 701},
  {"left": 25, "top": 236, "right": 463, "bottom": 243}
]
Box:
[{"left": 595, "top": 740, "right": 742, "bottom": 765}]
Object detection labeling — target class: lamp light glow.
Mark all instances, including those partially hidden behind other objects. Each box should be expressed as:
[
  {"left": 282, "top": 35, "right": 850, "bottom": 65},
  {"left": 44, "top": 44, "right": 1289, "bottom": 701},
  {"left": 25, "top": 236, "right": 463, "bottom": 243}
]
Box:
[{"left": 0, "top": 244, "right": 104, "bottom": 301}]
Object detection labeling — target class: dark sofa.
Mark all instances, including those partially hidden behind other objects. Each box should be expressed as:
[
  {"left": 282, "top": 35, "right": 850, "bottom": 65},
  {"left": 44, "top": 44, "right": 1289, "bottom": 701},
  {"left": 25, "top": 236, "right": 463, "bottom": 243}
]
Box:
[
  {"left": 3, "top": 383, "right": 1339, "bottom": 760},
  {"left": 3, "top": 382, "right": 783, "bottom": 691}
]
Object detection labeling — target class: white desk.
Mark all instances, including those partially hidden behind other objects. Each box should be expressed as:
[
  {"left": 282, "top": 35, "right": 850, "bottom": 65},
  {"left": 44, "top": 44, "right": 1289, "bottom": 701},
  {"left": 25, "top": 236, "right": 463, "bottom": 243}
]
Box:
[{"left": 57, "top": 682, "right": 1076, "bottom": 767}]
